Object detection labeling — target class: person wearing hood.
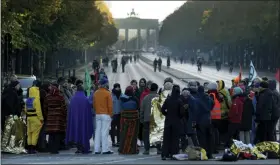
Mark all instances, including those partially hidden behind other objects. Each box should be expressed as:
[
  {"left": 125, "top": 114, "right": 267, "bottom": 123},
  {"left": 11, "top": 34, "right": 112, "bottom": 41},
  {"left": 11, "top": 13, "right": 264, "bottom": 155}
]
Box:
[
  {"left": 196, "top": 85, "right": 214, "bottom": 159},
  {"left": 225, "top": 87, "right": 245, "bottom": 147},
  {"left": 268, "top": 80, "right": 280, "bottom": 141},
  {"left": 119, "top": 86, "right": 140, "bottom": 154},
  {"left": 93, "top": 77, "right": 113, "bottom": 154},
  {"left": 140, "top": 83, "right": 159, "bottom": 155},
  {"left": 1, "top": 81, "right": 21, "bottom": 131},
  {"left": 110, "top": 83, "right": 123, "bottom": 147},
  {"left": 255, "top": 81, "right": 274, "bottom": 142},
  {"left": 66, "top": 85, "right": 93, "bottom": 154},
  {"left": 217, "top": 80, "right": 232, "bottom": 135},
  {"left": 25, "top": 81, "right": 44, "bottom": 154},
  {"left": 140, "top": 80, "right": 153, "bottom": 106},
  {"left": 180, "top": 88, "right": 199, "bottom": 151},
  {"left": 207, "top": 82, "right": 223, "bottom": 153},
  {"left": 44, "top": 85, "right": 67, "bottom": 154},
  {"left": 161, "top": 85, "right": 184, "bottom": 160}
]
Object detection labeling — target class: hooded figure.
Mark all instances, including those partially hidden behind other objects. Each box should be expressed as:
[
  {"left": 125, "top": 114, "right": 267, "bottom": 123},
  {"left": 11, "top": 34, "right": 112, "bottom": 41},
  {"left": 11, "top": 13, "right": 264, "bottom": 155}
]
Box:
[
  {"left": 217, "top": 80, "right": 232, "bottom": 134},
  {"left": 66, "top": 85, "right": 93, "bottom": 154},
  {"left": 161, "top": 85, "right": 184, "bottom": 160},
  {"left": 25, "top": 84, "right": 44, "bottom": 154},
  {"left": 44, "top": 86, "right": 67, "bottom": 154},
  {"left": 217, "top": 80, "right": 232, "bottom": 120}
]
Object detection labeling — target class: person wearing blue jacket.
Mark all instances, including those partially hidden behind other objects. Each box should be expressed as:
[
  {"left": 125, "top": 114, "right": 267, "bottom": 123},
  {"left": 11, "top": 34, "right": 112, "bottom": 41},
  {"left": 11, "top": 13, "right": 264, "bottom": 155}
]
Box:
[
  {"left": 110, "top": 83, "right": 123, "bottom": 147},
  {"left": 88, "top": 85, "right": 96, "bottom": 141},
  {"left": 196, "top": 86, "right": 214, "bottom": 159}
]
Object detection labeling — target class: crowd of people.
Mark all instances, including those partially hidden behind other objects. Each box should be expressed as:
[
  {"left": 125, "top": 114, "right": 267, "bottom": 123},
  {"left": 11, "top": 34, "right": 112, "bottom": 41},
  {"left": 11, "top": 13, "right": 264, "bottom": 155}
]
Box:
[{"left": 1, "top": 70, "right": 280, "bottom": 160}]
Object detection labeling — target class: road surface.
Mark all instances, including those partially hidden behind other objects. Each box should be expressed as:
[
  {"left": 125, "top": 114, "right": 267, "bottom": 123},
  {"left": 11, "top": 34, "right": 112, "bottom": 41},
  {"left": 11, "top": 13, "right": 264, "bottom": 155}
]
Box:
[{"left": 2, "top": 58, "right": 279, "bottom": 164}]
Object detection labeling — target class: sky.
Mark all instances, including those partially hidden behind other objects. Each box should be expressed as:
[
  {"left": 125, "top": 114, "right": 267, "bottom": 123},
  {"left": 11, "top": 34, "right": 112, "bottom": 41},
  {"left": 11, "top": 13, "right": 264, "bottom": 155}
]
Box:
[{"left": 105, "top": 1, "right": 186, "bottom": 22}]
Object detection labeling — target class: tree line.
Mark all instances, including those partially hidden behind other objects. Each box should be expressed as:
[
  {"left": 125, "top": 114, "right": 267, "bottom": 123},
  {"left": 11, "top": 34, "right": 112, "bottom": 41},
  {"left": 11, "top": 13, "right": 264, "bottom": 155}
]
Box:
[
  {"left": 1, "top": 0, "right": 118, "bottom": 76},
  {"left": 159, "top": 1, "right": 279, "bottom": 71}
]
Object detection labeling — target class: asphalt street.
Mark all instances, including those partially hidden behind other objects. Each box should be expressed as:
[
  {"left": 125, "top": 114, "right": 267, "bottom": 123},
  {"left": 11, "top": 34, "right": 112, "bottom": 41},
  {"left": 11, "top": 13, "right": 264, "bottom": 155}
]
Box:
[{"left": 1, "top": 58, "right": 279, "bottom": 164}]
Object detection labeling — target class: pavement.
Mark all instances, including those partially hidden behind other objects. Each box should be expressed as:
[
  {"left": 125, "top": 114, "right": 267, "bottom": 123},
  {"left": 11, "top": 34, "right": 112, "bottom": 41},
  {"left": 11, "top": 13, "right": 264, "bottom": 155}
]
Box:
[{"left": 1, "top": 55, "right": 279, "bottom": 164}]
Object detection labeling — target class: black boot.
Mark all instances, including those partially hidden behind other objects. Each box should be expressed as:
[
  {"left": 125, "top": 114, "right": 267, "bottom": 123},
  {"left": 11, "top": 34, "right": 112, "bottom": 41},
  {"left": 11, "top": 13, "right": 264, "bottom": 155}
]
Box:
[
  {"left": 27, "top": 145, "right": 32, "bottom": 154},
  {"left": 156, "top": 143, "right": 162, "bottom": 155}
]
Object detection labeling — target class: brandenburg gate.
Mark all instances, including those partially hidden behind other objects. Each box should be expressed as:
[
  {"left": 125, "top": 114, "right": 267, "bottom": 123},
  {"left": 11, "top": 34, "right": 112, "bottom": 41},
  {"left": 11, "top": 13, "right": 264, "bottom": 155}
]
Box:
[{"left": 114, "top": 9, "right": 159, "bottom": 51}]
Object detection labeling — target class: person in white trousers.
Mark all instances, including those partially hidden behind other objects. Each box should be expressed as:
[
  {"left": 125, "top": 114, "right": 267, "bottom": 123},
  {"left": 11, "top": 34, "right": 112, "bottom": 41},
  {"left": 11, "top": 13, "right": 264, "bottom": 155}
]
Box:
[{"left": 93, "top": 78, "right": 113, "bottom": 154}]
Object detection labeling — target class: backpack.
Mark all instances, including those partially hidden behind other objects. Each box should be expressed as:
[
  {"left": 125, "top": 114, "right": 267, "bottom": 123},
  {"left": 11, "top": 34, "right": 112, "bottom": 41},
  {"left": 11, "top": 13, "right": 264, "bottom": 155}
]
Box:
[{"left": 26, "top": 97, "right": 35, "bottom": 111}]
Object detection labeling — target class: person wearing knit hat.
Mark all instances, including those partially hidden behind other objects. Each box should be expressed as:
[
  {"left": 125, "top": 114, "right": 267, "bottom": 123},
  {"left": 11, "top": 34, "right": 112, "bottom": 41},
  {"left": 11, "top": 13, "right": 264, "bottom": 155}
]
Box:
[
  {"left": 140, "top": 83, "right": 159, "bottom": 155},
  {"left": 93, "top": 76, "right": 113, "bottom": 154},
  {"left": 226, "top": 86, "right": 245, "bottom": 147},
  {"left": 99, "top": 77, "right": 109, "bottom": 89},
  {"left": 119, "top": 85, "right": 140, "bottom": 154}
]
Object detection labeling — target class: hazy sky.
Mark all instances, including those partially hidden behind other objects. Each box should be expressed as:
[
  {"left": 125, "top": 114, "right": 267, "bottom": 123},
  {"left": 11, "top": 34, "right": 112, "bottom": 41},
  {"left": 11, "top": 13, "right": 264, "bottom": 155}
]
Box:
[{"left": 105, "top": 1, "right": 186, "bottom": 21}]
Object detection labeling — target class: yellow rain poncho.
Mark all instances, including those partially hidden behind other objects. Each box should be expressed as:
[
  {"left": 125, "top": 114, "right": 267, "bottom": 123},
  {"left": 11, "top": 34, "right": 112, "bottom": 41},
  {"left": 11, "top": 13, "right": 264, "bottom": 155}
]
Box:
[{"left": 25, "top": 87, "right": 43, "bottom": 146}]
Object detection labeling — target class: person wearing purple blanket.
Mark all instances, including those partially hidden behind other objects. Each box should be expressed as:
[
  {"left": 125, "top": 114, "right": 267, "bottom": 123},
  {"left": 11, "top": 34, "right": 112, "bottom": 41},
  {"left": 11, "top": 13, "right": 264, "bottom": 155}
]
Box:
[{"left": 66, "top": 85, "right": 93, "bottom": 154}]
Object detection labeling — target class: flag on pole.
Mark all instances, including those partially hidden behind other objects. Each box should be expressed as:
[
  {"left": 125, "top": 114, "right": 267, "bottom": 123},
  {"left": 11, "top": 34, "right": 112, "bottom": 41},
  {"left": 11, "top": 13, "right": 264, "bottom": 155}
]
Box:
[
  {"left": 275, "top": 68, "right": 280, "bottom": 82},
  {"left": 84, "top": 68, "right": 92, "bottom": 97},
  {"left": 248, "top": 61, "right": 258, "bottom": 86}
]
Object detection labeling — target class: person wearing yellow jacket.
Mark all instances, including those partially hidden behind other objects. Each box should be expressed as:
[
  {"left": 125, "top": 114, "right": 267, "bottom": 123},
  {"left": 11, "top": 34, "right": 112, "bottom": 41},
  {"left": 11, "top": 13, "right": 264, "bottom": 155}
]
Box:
[{"left": 25, "top": 82, "right": 43, "bottom": 154}]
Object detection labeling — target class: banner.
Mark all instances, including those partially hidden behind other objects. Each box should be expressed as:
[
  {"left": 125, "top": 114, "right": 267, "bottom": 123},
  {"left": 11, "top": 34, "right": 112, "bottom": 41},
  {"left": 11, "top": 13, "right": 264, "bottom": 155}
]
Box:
[{"left": 248, "top": 61, "right": 258, "bottom": 86}]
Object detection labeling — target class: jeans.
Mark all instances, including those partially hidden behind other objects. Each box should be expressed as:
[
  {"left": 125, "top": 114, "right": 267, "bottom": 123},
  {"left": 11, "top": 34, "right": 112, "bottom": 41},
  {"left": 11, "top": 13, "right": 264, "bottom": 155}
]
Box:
[{"left": 94, "top": 114, "right": 111, "bottom": 153}]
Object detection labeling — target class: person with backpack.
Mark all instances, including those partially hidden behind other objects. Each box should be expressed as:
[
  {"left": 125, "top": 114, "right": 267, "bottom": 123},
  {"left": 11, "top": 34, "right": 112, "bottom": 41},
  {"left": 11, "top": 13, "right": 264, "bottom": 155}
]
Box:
[{"left": 25, "top": 81, "right": 44, "bottom": 154}]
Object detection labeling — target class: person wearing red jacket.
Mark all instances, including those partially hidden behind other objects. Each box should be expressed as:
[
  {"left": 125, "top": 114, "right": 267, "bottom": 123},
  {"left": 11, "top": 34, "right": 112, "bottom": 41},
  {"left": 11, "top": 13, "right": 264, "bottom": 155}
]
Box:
[{"left": 226, "top": 86, "right": 245, "bottom": 147}]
